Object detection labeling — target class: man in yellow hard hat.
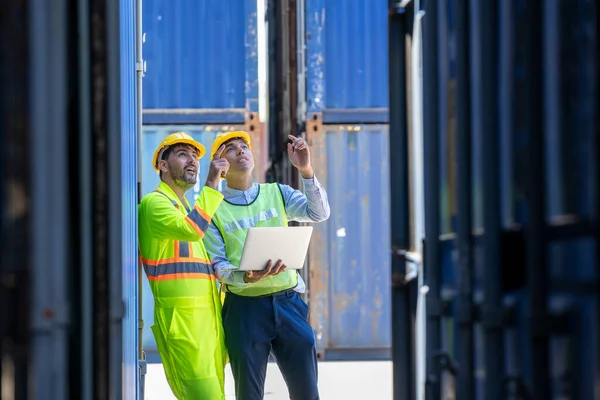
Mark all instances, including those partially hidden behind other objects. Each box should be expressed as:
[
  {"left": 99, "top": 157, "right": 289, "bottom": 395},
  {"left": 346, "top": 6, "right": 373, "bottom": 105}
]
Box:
[
  {"left": 138, "top": 132, "right": 230, "bottom": 399},
  {"left": 205, "top": 131, "right": 330, "bottom": 400}
]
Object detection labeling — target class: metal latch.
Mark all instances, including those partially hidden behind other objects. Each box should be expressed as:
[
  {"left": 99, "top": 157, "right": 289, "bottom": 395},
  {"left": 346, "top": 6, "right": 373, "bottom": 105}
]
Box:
[
  {"left": 136, "top": 60, "right": 146, "bottom": 74},
  {"left": 393, "top": 248, "right": 421, "bottom": 282}
]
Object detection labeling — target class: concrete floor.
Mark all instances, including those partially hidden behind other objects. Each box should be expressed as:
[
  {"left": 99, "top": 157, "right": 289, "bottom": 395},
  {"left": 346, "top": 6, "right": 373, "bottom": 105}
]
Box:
[{"left": 144, "top": 361, "right": 392, "bottom": 400}]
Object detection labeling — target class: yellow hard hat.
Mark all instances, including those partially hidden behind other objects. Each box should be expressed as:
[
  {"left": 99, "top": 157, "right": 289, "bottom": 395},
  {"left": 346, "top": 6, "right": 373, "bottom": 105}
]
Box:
[
  {"left": 152, "top": 132, "right": 206, "bottom": 172},
  {"left": 210, "top": 131, "right": 252, "bottom": 159}
]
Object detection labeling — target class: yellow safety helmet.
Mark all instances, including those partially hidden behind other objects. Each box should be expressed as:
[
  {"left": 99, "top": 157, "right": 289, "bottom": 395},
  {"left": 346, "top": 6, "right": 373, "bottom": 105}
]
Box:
[
  {"left": 210, "top": 131, "right": 252, "bottom": 159},
  {"left": 152, "top": 132, "right": 206, "bottom": 172}
]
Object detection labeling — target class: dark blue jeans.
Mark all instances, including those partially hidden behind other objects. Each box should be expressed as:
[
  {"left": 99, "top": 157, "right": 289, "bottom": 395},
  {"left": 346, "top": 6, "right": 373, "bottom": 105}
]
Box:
[{"left": 222, "top": 290, "right": 320, "bottom": 400}]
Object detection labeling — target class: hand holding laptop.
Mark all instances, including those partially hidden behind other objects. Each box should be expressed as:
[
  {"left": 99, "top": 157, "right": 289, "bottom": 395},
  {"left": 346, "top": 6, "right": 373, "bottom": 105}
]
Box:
[
  {"left": 237, "top": 227, "right": 313, "bottom": 273},
  {"left": 243, "top": 259, "right": 288, "bottom": 283}
]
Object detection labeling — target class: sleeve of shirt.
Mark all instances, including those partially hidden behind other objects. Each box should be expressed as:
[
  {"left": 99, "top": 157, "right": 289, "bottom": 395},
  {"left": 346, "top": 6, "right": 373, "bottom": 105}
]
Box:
[
  {"left": 143, "top": 186, "right": 224, "bottom": 242},
  {"left": 279, "top": 175, "right": 331, "bottom": 223},
  {"left": 204, "top": 221, "right": 248, "bottom": 287}
]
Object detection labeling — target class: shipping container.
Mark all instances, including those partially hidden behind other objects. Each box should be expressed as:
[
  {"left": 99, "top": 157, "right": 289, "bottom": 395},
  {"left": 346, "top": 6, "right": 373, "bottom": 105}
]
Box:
[
  {"left": 139, "top": 0, "right": 394, "bottom": 361},
  {"left": 305, "top": 0, "right": 393, "bottom": 359},
  {"left": 140, "top": 0, "right": 262, "bottom": 360},
  {"left": 307, "top": 124, "right": 392, "bottom": 359},
  {"left": 306, "top": 0, "right": 389, "bottom": 121},
  {"left": 0, "top": 0, "right": 140, "bottom": 398},
  {"left": 388, "top": 0, "right": 599, "bottom": 399},
  {"left": 142, "top": 0, "right": 259, "bottom": 122}
]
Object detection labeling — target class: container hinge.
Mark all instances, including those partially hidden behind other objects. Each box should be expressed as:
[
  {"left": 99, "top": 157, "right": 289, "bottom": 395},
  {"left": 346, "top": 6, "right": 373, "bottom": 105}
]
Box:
[
  {"left": 500, "top": 375, "right": 530, "bottom": 399},
  {"left": 392, "top": 248, "right": 420, "bottom": 283},
  {"left": 431, "top": 351, "right": 459, "bottom": 376},
  {"left": 426, "top": 297, "right": 451, "bottom": 318},
  {"left": 136, "top": 60, "right": 146, "bottom": 74},
  {"left": 139, "top": 355, "right": 147, "bottom": 376},
  {"left": 139, "top": 351, "right": 147, "bottom": 400},
  {"left": 425, "top": 351, "right": 459, "bottom": 393}
]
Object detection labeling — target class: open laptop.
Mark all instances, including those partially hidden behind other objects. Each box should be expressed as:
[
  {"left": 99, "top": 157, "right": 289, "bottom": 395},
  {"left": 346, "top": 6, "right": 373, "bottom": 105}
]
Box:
[{"left": 237, "top": 226, "right": 314, "bottom": 271}]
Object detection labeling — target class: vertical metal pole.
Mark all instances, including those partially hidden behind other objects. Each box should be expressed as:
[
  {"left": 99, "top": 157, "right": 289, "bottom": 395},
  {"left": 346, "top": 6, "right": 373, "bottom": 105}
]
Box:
[
  {"left": 409, "top": 6, "right": 428, "bottom": 398},
  {"left": 388, "top": 3, "right": 413, "bottom": 400},
  {"left": 89, "top": 0, "right": 113, "bottom": 396},
  {"left": 422, "top": 0, "right": 441, "bottom": 398},
  {"left": 265, "top": 0, "right": 296, "bottom": 185},
  {"left": 30, "top": 0, "right": 70, "bottom": 397},
  {"left": 76, "top": 0, "right": 94, "bottom": 397},
  {"left": 479, "top": 1, "right": 504, "bottom": 398},
  {"left": 526, "top": 0, "right": 549, "bottom": 398},
  {"left": 107, "top": 0, "right": 124, "bottom": 397},
  {"left": 135, "top": 0, "right": 146, "bottom": 398},
  {"left": 454, "top": 0, "right": 474, "bottom": 398}
]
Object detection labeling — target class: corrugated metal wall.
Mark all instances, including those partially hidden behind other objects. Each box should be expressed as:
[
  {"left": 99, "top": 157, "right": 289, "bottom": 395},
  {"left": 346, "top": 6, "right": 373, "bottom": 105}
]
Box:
[
  {"left": 142, "top": 0, "right": 258, "bottom": 124},
  {"left": 418, "top": 0, "right": 600, "bottom": 398},
  {"left": 306, "top": 0, "right": 388, "bottom": 123},
  {"left": 120, "top": 0, "right": 138, "bottom": 398},
  {"left": 306, "top": 0, "right": 391, "bottom": 358},
  {"left": 309, "top": 125, "right": 391, "bottom": 354}
]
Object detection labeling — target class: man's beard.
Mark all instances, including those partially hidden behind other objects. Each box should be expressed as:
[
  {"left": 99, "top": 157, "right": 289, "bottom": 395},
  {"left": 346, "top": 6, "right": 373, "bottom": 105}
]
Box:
[{"left": 170, "top": 163, "right": 197, "bottom": 189}]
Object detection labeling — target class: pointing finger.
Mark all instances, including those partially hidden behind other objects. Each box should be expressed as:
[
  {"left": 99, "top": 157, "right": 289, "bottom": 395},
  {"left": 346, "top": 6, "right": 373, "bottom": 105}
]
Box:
[
  {"left": 294, "top": 141, "right": 307, "bottom": 151},
  {"left": 214, "top": 144, "right": 226, "bottom": 159}
]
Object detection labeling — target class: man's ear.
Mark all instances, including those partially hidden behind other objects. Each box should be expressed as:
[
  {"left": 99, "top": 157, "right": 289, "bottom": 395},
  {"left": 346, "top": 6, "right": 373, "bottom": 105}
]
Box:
[{"left": 158, "top": 159, "right": 169, "bottom": 174}]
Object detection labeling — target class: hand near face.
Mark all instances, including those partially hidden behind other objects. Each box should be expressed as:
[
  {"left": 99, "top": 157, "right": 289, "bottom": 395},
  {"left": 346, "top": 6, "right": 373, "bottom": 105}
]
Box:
[{"left": 205, "top": 145, "right": 230, "bottom": 189}]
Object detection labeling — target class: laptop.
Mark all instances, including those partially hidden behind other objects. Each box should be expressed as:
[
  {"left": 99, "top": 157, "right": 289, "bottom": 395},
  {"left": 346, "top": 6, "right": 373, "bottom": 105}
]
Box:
[{"left": 237, "top": 226, "right": 314, "bottom": 271}]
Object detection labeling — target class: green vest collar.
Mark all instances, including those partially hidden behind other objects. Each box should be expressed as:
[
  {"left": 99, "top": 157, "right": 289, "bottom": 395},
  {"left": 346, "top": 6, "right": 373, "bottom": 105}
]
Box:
[{"left": 157, "top": 181, "right": 192, "bottom": 213}]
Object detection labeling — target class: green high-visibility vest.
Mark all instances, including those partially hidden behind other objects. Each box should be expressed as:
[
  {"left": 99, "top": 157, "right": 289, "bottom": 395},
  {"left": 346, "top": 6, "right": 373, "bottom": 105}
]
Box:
[{"left": 212, "top": 183, "right": 299, "bottom": 296}]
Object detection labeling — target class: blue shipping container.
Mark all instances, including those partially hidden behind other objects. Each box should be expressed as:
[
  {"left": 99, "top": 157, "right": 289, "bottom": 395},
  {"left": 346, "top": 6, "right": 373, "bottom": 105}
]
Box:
[
  {"left": 308, "top": 125, "right": 391, "bottom": 357},
  {"left": 306, "top": 0, "right": 389, "bottom": 123},
  {"left": 305, "top": 0, "right": 392, "bottom": 358},
  {"left": 142, "top": 0, "right": 258, "bottom": 124},
  {"left": 140, "top": 0, "right": 393, "bottom": 360},
  {"left": 140, "top": 0, "right": 260, "bottom": 360},
  {"left": 420, "top": 0, "right": 600, "bottom": 397}
]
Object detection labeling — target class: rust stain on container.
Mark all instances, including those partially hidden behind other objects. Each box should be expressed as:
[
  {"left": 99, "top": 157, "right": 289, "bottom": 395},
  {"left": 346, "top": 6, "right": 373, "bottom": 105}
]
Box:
[
  {"left": 310, "top": 124, "right": 392, "bottom": 351},
  {"left": 245, "top": 112, "right": 266, "bottom": 182}
]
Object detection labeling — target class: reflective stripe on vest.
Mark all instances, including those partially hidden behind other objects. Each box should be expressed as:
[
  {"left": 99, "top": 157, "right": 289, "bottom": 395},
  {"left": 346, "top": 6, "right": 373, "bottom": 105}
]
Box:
[
  {"left": 144, "top": 190, "right": 216, "bottom": 282},
  {"left": 212, "top": 183, "right": 298, "bottom": 296}
]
